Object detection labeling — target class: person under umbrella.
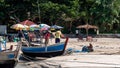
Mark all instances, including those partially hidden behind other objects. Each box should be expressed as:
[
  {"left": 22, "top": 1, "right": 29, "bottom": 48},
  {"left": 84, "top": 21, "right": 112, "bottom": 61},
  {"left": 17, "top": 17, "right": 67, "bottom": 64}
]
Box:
[{"left": 54, "top": 29, "right": 64, "bottom": 43}]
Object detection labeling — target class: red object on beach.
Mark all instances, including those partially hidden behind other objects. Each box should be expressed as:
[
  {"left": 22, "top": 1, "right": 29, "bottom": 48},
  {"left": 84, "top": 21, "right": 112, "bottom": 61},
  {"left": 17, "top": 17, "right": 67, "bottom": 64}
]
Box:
[
  {"left": 9, "top": 45, "right": 13, "bottom": 50},
  {"left": 86, "top": 36, "right": 93, "bottom": 41},
  {"left": 19, "top": 20, "right": 36, "bottom": 26},
  {"left": 63, "top": 37, "right": 69, "bottom": 52}
]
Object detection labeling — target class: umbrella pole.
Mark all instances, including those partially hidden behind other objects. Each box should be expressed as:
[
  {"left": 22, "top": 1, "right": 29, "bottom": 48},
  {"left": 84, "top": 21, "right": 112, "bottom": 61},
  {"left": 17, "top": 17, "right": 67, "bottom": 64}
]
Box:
[
  {"left": 86, "top": 28, "right": 88, "bottom": 37},
  {"left": 20, "top": 30, "right": 29, "bottom": 47}
]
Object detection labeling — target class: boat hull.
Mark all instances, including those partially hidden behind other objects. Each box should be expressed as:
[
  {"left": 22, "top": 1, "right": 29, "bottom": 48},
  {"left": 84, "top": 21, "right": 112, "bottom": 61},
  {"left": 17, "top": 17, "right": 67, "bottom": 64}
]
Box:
[
  {"left": 0, "top": 60, "right": 17, "bottom": 68},
  {"left": 22, "top": 43, "right": 65, "bottom": 57},
  {"left": 21, "top": 37, "right": 69, "bottom": 57},
  {"left": 0, "top": 35, "right": 20, "bottom": 68},
  {"left": 22, "top": 50, "right": 64, "bottom": 57}
]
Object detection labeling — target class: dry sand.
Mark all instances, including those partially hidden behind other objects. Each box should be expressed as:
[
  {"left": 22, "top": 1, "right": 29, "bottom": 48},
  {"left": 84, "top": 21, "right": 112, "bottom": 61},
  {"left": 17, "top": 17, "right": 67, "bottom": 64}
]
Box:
[
  {"left": 45, "top": 38, "right": 120, "bottom": 68},
  {"left": 6, "top": 38, "right": 120, "bottom": 68},
  {"left": 61, "top": 38, "right": 120, "bottom": 55},
  {"left": 7, "top": 37, "right": 120, "bottom": 55}
]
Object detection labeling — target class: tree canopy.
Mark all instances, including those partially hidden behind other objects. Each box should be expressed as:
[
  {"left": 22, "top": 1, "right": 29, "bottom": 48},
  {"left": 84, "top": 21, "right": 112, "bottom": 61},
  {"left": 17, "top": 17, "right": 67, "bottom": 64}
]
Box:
[{"left": 0, "top": 0, "right": 120, "bottom": 33}]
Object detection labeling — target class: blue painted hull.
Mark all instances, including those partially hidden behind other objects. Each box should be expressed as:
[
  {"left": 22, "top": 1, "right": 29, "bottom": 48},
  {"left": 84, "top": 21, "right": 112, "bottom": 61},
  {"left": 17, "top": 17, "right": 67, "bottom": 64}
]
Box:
[
  {"left": 0, "top": 35, "right": 20, "bottom": 68},
  {"left": 0, "top": 52, "right": 18, "bottom": 68},
  {"left": 21, "top": 43, "right": 65, "bottom": 57}
]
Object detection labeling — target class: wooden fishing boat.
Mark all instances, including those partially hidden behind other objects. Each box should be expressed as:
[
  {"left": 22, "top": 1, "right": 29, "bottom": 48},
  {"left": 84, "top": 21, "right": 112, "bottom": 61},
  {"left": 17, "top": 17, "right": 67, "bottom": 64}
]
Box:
[
  {"left": 0, "top": 42, "right": 21, "bottom": 68},
  {"left": 21, "top": 37, "right": 69, "bottom": 57},
  {"left": 0, "top": 52, "right": 17, "bottom": 68}
]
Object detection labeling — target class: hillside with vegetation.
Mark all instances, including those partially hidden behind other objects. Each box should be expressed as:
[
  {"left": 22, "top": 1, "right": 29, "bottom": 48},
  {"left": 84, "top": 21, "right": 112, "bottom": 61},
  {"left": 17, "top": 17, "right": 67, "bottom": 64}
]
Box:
[{"left": 0, "top": 0, "right": 120, "bottom": 34}]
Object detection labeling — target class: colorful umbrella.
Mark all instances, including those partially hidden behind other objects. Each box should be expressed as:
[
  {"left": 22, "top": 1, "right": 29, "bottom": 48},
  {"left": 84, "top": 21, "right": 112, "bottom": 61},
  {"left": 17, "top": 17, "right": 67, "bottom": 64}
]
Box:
[
  {"left": 11, "top": 24, "right": 29, "bottom": 30},
  {"left": 39, "top": 24, "right": 50, "bottom": 28},
  {"left": 19, "top": 20, "right": 36, "bottom": 26},
  {"left": 29, "top": 24, "right": 40, "bottom": 31},
  {"left": 40, "top": 27, "right": 49, "bottom": 31},
  {"left": 50, "top": 25, "right": 63, "bottom": 29},
  {"left": 30, "top": 24, "right": 39, "bottom": 28}
]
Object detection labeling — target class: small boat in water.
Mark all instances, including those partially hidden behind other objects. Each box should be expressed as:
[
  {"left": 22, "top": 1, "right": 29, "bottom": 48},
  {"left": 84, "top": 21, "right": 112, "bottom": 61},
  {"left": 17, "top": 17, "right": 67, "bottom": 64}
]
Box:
[{"left": 21, "top": 37, "right": 69, "bottom": 57}]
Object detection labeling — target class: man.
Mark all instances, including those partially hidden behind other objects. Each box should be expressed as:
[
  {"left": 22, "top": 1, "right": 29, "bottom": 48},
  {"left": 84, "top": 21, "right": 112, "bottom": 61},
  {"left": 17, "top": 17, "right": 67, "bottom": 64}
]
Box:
[
  {"left": 44, "top": 31, "right": 51, "bottom": 52},
  {"left": 55, "top": 30, "right": 64, "bottom": 43},
  {"left": 44, "top": 31, "right": 51, "bottom": 46},
  {"left": 75, "top": 30, "right": 79, "bottom": 37}
]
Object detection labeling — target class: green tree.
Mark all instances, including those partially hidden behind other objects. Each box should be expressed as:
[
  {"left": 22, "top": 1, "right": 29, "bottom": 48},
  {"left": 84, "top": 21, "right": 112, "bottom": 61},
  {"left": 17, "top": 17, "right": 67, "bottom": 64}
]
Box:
[{"left": 0, "top": 0, "right": 120, "bottom": 33}]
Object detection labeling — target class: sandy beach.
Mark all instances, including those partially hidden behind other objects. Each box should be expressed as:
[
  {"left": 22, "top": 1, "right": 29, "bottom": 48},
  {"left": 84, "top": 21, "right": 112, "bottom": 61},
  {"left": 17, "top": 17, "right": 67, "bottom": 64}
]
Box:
[
  {"left": 6, "top": 38, "right": 120, "bottom": 68},
  {"left": 66, "top": 38, "right": 120, "bottom": 55},
  {"left": 7, "top": 37, "right": 120, "bottom": 55}
]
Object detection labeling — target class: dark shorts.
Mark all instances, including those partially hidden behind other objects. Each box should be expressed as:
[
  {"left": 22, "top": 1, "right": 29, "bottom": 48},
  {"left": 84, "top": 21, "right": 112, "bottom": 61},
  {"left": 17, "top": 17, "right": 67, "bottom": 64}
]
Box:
[
  {"left": 55, "top": 38, "right": 60, "bottom": 43},
  {"left": 76, "top": 34, "right": 79, "bottom": 36}
]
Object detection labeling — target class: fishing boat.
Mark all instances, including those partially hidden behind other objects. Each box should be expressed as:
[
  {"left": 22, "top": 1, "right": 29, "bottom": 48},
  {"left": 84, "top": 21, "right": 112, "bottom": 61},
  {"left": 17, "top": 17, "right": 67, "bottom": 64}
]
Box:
[
  {"left": 0, "top": 34, "right": 21, "bottom": 68},
  {"left": 0, "top": 44, "right": 20, "bottom": 68},
  {"left": 21, "top": 37, "right": 69, "bottom": 57},
  {"left": 0, "top": 52, "right": 17, "bottom": 68}
]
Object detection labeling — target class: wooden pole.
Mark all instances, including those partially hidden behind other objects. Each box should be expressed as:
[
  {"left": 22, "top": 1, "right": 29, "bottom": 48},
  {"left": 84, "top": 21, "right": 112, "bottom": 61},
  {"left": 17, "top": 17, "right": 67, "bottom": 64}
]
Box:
[
  {"left": 20, "top": 30, "right": 29, "bottom": 47},
  {"left": 63, "top": 37, "right": 69, "bottom": 52},
  {"left": 86, "top": 28, "right": 88, "bottom": 37}
]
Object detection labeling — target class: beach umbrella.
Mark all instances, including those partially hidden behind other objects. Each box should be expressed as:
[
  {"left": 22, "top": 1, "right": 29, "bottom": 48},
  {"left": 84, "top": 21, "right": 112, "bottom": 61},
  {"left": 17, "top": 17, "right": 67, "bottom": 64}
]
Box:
[
  {"left": 76, "top": 23, "right": 98, "bottom": 36},
  {"left": 11, "top": 24, "right": 29, "bottom": 30},
  {"left": 30, "top": 24, "right": 39, "bottom": 28},
  {"left": 19, "top": 20, "right": 36, "bottom": 26},
  {"left": 40, "top": 27, "right": 49, "bottom": 31},
  {"left": 50, "top": 25, "right": 63, "bottom": 29},
  {"left": 29, "top": 27, "right": 38, "bottom": 31},
  {"left": 19, "top": 20, "right": 38, "bottom": 31},
  {"left": 29, "top": 27, "right": 40, "bottom": 31},
  {"left": 11, "top": 24, "right": 29, "bottom": 41},
  {"left": 29, "top": 24, "right": 40, "bottom": 31},
  {"left": 39, "top": 24, "right": 50, "bottom": 31},
  {"left": 39, "top": 24, "right": 50, "bottom": 28}
]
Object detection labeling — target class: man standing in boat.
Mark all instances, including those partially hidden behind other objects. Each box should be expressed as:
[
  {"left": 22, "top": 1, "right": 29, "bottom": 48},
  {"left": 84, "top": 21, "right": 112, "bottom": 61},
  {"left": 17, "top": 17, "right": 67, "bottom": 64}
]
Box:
[
  {"left": 44, "top": 30, "right": 51, "bottom": 52},
  {"left": 44, "top": 30, "right": 51, "bottom": 46}
]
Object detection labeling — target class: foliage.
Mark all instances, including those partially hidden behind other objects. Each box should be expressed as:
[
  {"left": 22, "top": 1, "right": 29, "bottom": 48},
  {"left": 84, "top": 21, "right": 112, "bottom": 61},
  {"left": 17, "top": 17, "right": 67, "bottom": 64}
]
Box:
[{"left": 0, "top": 0, "right": 120, "bottom": 33}]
